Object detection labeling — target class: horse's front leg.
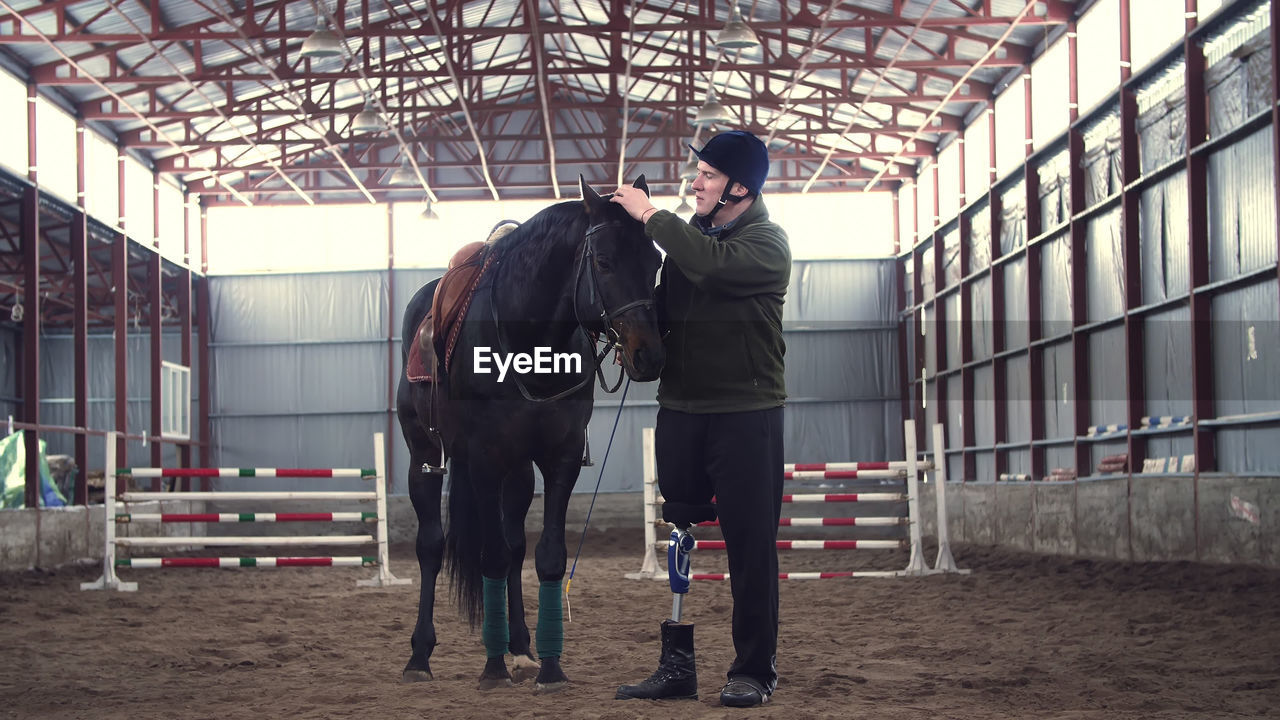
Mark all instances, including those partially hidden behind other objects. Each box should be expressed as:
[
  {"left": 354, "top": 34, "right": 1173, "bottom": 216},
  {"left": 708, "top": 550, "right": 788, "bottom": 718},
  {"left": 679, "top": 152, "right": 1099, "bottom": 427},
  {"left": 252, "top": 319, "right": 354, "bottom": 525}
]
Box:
[
  {"left": 502, "top": 461, "right": 539, "bottom": 683},
  {"left": 530, "top": 441, "right": 586, "bottom": 693}
]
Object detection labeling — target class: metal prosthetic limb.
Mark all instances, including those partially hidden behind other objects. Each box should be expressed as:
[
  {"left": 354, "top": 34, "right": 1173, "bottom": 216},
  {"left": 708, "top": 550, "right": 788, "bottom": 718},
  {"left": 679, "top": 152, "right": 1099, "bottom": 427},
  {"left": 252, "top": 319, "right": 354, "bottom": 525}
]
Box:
[
  {"left": 615, "top": 525, "right": 700, "bottom": 700},
  {"left": 668, "top": 526, "right": 695, "bottom": 621}
]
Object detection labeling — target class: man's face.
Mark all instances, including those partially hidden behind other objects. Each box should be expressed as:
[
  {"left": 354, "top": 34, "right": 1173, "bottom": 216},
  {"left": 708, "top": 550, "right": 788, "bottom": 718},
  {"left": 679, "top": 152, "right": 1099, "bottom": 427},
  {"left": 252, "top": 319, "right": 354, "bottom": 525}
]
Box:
[{"left": 689, "top": 161, "right": 741, "bottom": 217}]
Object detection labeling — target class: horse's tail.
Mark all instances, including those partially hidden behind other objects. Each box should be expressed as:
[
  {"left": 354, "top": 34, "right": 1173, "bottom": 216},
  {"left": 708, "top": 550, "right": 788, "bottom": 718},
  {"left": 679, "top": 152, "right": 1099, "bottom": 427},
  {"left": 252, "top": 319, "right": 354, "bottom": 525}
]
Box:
[{"left": 443, "top": 472, "right": 484, "bottom": 628}]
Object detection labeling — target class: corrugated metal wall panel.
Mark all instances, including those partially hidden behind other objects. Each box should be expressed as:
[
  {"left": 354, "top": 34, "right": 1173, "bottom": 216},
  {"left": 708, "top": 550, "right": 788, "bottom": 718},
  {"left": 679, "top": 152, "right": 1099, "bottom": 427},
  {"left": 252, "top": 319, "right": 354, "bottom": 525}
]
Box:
[
  {"left": 210, "top": 272, "right": 389, "bottom": 342},
  {"left": 1208, "top": 128, "right": 1277, "bottom": 281},
  {"left": 974, "top": 364, "right": 995, "bottom": 446},
  {"left": 1045, "top": 445, "right": 1074, "bottom": 473},
  {"left": 970, "top": 275, "right": 993, "bottom": 360},
  {"left": 923, "top": 380, "right": 938, "bottom": 452},
  {"left": 1086, "top": 208, "right": 1126, "bottom": 322},
  {"left": 946, "top": 374, "right": 963, "bottom": 448},
  {"left": 785, "top": 260, "right": 898, "bottom": 325},
  {"left": 785, "top": 330, "right": 898, "bottom": 400},
  {"left": 1041, "top": 233, "right": 1073, "bottom": 336},
  {"left": 1089, "top": 326, "right": 1128, "bottom": 427},
  {"left": 969, "top": 203, "right": 992, "bottom": 270},
  {"left": 945, "top": 292, "right": 962, "bottom": 369},
  {"left": 1006, "top": 354, "right": 1031, "bottom": 443},
  {"left": 1215, "top": 427, "right": 1280, "bottom": 475},
  {"left": 924, "top": 304, "right": 937, "bottom": 375},
  {"left": 1144, "top": 305, "right": 1194, "bottom": 418},
  {"left": 943, "top": 228, "right": 962, "bottom": 287},
  {"left": 1042, "top": 342, "right": 1074, "bottom": 438},
  {"left": 1140, "top": 171, "right": 1190, "bottom": 305},
  {"left": 974, "top": 452, "right": 995, "bottom": 483},
  {"left": 1006, "top": 448, "right": 1030, "bottom": 474},
  {"left": 1003, "top": 257, "right": 1029, "bottom": 348},
  {"left": 999, "top": 182, "right": 1027, "bottom": 256},
  {"left": 920, "top": 240, "right": 936, "bottom": 302},
  {"left": 1212, "top": 281, "right": 1280, "bottom": 418}
]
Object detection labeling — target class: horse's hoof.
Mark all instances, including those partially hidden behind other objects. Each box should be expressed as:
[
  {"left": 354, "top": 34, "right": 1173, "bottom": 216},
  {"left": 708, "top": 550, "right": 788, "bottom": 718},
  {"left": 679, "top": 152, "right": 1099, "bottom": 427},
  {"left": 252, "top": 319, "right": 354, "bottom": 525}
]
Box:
[
  {"left": 509, "top": 654, "right": 540, "bottom": 684},
  {"left": 533, "top": 680, "right": 568, "bottom": 694},
  {"left": 401, "top": 669, "right": 434, "bottom": 683},
  {"left": 477, "top": 676, "right": 514, "bottom": 691}
]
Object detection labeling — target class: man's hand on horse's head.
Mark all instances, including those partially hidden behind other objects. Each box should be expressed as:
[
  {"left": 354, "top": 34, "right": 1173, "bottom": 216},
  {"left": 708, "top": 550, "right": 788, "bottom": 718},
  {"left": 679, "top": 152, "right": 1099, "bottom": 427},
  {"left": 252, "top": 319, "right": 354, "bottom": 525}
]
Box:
[{"left": 610, "top": 184, "right": 657, "bottom": 223}]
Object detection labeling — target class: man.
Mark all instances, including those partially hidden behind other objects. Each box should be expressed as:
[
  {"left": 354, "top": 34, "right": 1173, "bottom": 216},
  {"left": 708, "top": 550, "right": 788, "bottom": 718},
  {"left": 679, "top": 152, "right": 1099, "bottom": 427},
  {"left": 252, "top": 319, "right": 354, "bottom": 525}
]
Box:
[{"left": 609, "top": 129, "right": 791, "bottom": 708}]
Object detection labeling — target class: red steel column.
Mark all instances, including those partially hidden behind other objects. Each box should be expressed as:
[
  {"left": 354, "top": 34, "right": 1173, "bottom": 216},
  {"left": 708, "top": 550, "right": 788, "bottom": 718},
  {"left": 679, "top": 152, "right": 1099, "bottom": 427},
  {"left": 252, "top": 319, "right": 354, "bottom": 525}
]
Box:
[{"left": 73, "top": 121, "right": 89, "bottom": 505}]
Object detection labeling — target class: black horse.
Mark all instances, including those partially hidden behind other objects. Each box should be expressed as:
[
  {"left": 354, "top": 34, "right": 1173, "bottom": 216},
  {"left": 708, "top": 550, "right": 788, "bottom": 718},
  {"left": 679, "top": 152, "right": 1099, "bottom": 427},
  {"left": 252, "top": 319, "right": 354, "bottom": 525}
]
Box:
[{"left": 396, "top": 176, "right": 664, "bottom": 691}]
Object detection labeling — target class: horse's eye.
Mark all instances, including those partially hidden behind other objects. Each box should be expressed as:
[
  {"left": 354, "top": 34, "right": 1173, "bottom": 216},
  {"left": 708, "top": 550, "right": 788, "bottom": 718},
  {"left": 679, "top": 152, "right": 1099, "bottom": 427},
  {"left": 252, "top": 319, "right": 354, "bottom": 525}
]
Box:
[{"left": 595, "top": 255, "right": 613, "bottom": 272}]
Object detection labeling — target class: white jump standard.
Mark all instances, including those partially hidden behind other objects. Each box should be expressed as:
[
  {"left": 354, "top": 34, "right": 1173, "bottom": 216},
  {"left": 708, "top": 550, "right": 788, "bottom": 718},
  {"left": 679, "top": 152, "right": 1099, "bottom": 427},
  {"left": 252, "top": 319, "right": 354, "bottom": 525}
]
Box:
[{"left": 81, "top": 432, "right": 410, "bottom": 592}]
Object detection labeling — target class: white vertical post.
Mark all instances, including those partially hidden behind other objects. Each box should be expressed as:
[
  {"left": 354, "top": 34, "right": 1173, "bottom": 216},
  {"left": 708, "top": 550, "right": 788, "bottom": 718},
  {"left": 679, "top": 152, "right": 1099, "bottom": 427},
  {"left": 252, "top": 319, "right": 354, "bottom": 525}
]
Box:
[
  {"left": 625, "top": 427, "right": 661, "bottom": 580},
  {"left": 901, "top": 419, "right": 927, "bottom": 576},
  {"left": 81, "top": 432, "right": 137, "bottom": 591},
  {"left": 359, "top": 432, "right": 411, "bottom": 587},
  {"left": 931, "top": 422, "right": 967, "bottom": 574}
]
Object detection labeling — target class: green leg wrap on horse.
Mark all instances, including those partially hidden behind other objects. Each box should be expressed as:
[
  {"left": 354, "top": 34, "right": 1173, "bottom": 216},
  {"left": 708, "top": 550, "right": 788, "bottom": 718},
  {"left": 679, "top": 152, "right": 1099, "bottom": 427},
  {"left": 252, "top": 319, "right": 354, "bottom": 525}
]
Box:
[
  {"left": 536, "top": 580, "right": 564, "bottom": 658},
  {"left": 482, "top": 576, "right": 509, "bottom": 658}
]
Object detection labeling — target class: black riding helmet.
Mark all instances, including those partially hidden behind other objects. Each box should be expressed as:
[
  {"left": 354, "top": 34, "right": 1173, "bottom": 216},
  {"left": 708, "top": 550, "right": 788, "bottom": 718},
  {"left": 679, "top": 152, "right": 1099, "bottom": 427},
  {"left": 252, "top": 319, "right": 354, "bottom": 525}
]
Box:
[{"left": 687, "top": 130, "right": 770, "bottom": 222}]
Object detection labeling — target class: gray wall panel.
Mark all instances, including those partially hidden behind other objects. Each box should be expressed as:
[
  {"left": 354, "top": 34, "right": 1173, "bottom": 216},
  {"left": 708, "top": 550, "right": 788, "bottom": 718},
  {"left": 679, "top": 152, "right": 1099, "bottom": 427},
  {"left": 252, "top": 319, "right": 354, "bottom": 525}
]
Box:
[
  {"left": 974, "top": 364, "right": 995, "bottom": 447},
  {"left": 1208, "top": 128, "right": 1278, "bottom": 282},
  {"left": 970, "top": 275, "right": 993, "bottom": 360},
  {"left": 1144, "top": 306, "right": 1194, "bottom": 419},
  {"left": 1040, "top": 233, "right": 1073, "bottom": 337},
  {"left": 969, "top": 203, "right": 991, "bottom": 271},
  {"left": 785, "top": 260, "right": 898, "bottom": 325},
  {"left": 1006, "top": 354, "right": 1031, "bottom": 443},
  {"left": 1139, "top": 171, "right": 1190, "bottom": 305},
  {"left": 1212, "top": 281, "right": 1280, "bottom": 418},
  {"left": 945, "top": 292, "right": 962, "bottom": 370},
  {"left": 999, "top": 182, "right": 1026, "bottom": 256},
  {"left": 211, "top": 272, "right": 389, "bottom": 342},
  {"left": 1089, "top": 326, "right": 1128, "bottom": 428},
  {"left": 1042, "top": 342, "right": 1073, "bottom": 439},
  {"left": 1215, "top": 427, "right": 1280, "bottom": 475},
  {"left": 1002, "top": 257, "right": 1028, "bottom": 348},
  {"left": 1085, "top": 208, "right": 1125, "bottom": 322}
]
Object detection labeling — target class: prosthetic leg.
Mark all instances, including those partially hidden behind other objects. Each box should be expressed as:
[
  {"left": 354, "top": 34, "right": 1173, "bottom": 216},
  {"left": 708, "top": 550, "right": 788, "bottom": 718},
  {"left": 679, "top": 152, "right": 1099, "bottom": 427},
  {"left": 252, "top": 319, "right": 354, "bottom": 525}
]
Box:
[{"left": 615, "top": 526, "right": 699, "bottom": 700}]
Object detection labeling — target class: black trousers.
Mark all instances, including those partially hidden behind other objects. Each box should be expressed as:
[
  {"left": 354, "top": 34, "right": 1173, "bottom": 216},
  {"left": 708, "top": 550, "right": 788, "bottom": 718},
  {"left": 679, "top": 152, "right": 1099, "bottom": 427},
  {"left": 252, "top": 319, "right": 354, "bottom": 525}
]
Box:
[{"left": 655, "top": 406, "right": 784, "bottom": 692}]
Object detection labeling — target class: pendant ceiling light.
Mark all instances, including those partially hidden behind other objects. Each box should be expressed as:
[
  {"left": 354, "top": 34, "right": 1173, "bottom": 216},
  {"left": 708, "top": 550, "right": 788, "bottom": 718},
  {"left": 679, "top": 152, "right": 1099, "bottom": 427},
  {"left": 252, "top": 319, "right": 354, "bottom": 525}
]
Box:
[
  {"left": 300, "top": 17, "right": 343, "bottom": 59},
  {"left": 692, "top": 89, "right": 733, "bottom": 127},
  {"left": 675, "top": 196, "right": 694, "bottom": 215},
  {"left": 715, "top": 4, "right": 760, "bottom": 50},
  {"left": 351, "top": 97, "right": 386, "bottom": 133},
  {"left": 680, "top": 158, "right": 700, "bottom": 180},
  {"left": 389, "top": 156, "right": 418, "bottom": 186},
  {"left": 420, "top": 197, "right": 440, "bottom": 221}
]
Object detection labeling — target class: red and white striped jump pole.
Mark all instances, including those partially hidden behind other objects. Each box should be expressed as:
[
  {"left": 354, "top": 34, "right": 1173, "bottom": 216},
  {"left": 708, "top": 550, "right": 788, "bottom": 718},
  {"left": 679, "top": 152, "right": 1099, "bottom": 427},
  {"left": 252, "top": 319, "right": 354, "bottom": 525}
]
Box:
[
  {"left": 626, "top": 419, "right": 966, "bottom": 581},
  {"left": 81, "top": 432, "right": 410, "bottom": 592}
]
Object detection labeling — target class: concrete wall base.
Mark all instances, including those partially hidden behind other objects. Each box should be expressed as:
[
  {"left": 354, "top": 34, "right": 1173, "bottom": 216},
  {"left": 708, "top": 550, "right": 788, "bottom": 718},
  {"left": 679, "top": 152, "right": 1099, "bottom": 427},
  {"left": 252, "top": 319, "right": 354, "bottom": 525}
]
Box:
[{"left": 5, "top": 477, "right": 1277, "bottom": 571}]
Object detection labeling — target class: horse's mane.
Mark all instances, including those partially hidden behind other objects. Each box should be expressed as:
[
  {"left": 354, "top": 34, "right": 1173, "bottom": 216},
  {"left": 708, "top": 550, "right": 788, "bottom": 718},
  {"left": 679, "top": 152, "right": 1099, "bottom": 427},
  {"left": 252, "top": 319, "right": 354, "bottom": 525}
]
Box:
[{"left": 488, "top": 201, "right": 591, "bottom": 270}]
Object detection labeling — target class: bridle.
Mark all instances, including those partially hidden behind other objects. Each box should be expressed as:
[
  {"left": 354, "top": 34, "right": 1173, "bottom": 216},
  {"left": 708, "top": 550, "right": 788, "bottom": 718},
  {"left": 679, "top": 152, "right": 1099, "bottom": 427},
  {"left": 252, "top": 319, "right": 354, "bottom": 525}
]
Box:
[{"left": 490, "top": 215, "right": 655, "bottom": 403}]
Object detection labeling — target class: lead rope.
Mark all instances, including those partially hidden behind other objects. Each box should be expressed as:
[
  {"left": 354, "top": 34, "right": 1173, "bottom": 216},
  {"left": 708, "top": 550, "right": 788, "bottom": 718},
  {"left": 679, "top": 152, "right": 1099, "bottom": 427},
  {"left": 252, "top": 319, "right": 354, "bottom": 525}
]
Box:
[{"left": 564, "top": 375, "right": 631, "bottom": 622}]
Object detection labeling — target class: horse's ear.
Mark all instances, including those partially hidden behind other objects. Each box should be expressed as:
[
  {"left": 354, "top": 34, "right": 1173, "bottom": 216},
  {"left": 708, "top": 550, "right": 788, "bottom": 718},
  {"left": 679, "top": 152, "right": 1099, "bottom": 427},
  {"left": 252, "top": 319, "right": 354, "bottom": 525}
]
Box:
[
  {"left": 634, "top": 174, "right": 650, "bottom": 197},
  {"left": 579, "top": 174, "right": 601, "bottom": 210}
]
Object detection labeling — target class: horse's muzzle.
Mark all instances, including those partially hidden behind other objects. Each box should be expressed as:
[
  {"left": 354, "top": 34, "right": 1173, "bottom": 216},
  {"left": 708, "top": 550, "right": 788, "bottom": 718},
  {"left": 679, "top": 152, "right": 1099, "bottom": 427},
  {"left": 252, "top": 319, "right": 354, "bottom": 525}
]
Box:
[{"left": 613, "top": 311, "right": 665, "bottom": 382}]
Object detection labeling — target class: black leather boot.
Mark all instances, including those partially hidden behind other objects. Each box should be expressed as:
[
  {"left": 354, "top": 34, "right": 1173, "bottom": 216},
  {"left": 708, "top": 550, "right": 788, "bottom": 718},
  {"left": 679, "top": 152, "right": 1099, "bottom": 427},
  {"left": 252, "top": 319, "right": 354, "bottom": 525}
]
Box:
[{"left": 615, "top": 620, "right": 698, "bottom": 700}]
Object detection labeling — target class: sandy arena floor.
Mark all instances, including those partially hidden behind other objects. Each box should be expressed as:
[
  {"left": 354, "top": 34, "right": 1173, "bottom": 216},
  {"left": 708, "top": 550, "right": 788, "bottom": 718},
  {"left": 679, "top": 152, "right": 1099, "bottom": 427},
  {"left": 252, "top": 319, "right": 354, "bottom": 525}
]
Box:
[{"left": 1, "top": 528, "right": 1278, "bottom": 719}]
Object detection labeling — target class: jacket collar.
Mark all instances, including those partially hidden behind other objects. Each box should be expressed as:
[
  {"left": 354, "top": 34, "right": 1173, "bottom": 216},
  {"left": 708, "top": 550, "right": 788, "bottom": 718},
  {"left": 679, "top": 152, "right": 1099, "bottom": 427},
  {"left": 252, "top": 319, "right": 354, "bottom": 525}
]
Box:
[{"left": 693, "top": 195, "right": 770, "bottom": 238}]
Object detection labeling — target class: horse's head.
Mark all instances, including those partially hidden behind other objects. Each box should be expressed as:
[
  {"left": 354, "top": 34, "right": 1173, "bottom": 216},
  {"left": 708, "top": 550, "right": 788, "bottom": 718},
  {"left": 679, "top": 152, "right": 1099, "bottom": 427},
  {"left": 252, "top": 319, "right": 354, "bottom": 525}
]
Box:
[{"left": 578, "top": 174, "right": 665, "bottom": 382}]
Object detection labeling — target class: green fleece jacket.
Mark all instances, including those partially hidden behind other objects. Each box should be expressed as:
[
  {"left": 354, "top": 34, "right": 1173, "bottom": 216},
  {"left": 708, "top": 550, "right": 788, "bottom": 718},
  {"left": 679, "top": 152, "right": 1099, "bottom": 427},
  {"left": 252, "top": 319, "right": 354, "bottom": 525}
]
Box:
[{"left": 644, "top": 196, "right": 791, "bottom": 413}]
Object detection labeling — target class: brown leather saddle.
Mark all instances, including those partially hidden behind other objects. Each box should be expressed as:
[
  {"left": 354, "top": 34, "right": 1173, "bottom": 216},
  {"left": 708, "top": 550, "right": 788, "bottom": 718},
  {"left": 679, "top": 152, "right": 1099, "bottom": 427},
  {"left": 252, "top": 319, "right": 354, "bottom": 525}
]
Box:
[{"left": 406, "top": 240, "right": 497, "bottom": 383}]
